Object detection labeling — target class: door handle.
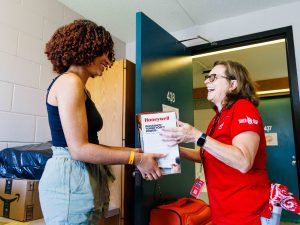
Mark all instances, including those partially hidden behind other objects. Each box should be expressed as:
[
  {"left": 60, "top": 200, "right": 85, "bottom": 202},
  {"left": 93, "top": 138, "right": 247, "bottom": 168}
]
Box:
[{"left": 292, "top": 155, "right": 296, "bottom": 167}]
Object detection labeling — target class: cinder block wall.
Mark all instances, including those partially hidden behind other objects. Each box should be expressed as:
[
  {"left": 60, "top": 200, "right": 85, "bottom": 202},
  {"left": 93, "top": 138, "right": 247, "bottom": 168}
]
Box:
[{"left": 0, "top": 0, "right": 126, "bottom": 149}]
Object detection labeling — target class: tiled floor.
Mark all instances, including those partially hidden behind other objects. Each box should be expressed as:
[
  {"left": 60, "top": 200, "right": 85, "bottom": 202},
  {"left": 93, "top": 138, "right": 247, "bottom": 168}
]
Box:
[{"left": 0, "top": 217, "right": 44, "bottom": 224}]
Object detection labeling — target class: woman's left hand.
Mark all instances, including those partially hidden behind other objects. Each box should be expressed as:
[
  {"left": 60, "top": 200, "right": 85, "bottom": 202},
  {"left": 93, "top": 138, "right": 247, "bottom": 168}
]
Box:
[{"left": 160, "top": 120, "right": 201, "bottom": 146}]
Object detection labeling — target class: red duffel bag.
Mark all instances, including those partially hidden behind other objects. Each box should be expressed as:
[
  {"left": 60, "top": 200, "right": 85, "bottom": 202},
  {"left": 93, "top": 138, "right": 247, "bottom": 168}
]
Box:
[{"left": 149, "top": 198, "right": 213, "bottom": 225}]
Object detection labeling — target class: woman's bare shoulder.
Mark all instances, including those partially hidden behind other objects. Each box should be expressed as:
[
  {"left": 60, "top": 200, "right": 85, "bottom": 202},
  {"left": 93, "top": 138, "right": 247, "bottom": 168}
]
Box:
[
  {"left": 53, "top": 73, "right": 85, "bottom": 103},
  {"left": 58, "top": 72, "right": 84, "bottom": 87}
]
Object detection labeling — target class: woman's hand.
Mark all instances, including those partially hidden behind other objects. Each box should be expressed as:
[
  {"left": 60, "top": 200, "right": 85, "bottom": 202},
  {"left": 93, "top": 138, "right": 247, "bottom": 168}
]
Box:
[
  {"left": 160, "top": 120, "right": 201, "bottom": 146},
  {"left": 136, "top": 153, "right": 165, "bottom": 180}
]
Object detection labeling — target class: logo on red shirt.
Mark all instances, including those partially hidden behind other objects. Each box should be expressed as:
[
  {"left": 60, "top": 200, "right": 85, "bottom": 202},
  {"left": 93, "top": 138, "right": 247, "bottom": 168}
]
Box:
[
  {"left": 218, "top": 122, "right": 224, "bottom": 130},
  {"left": 238, "top": 116, "right": 258, "bottom": 125}
]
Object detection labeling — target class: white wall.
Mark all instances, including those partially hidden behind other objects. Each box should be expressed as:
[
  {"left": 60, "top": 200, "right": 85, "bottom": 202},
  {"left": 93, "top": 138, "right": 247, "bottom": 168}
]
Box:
[
  {"left": 126, "top": 1, "right": 300, "bottom": 97},
  {"left": 0, "top": 0, "right": 126, "bottom": 149}
]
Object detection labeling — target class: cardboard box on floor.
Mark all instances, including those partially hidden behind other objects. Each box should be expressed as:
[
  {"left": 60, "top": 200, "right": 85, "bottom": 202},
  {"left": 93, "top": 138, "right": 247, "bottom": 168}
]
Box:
[{"left": 0, "top": 179, "right": 42, "bottom": 221}]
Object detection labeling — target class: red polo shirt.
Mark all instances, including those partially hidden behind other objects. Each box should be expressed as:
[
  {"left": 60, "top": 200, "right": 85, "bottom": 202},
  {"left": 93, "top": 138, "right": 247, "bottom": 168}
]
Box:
[{"left": 203, "top": 99, "right": 271, "bottom": 225}]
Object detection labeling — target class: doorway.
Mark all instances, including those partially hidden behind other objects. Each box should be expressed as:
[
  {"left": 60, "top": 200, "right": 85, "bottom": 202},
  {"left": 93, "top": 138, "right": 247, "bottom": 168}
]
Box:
[
  {"left": 259, "top": 96, "right": 299, "bottom": 222},
  {"left": 190, "top": 26, "right": 300, "bottom": 223}
]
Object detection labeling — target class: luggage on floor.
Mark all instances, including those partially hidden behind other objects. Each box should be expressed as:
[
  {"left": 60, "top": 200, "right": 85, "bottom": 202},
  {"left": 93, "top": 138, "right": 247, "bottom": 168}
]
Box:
[{"left": 149, "top": 197, "right": 212, "bottom": 225}]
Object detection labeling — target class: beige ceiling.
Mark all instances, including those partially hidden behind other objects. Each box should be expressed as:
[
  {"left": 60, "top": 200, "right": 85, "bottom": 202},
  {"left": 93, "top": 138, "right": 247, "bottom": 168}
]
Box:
[
  {"left": 58, "top": 0, "right": 292, "bottom": 89},
  {"left": 58, "top": 0, "right": 300, "bottom": 43}
]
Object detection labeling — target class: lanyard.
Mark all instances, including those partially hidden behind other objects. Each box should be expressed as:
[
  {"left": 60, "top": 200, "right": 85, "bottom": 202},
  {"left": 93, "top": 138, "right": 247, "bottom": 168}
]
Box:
[{"left": 200, "top": 108, "right": 223, "bottom": 162}]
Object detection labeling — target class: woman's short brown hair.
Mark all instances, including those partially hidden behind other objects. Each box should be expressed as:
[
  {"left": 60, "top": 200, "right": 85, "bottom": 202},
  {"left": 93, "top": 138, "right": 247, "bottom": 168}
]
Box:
[
  {"left": 214, "top": 60, "right": 259, "bottom": 108},
  {"left": 45, "top": 19, "right": 115, "bottom": 74}
]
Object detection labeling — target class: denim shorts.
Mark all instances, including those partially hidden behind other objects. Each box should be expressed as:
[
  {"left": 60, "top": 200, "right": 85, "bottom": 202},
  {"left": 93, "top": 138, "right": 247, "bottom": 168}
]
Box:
[
  {"left": 260, "top": 206, "right": 282, "bottom": 225},
  {"left": 39, "top": 146, "right": 114, "bottom": 225}
]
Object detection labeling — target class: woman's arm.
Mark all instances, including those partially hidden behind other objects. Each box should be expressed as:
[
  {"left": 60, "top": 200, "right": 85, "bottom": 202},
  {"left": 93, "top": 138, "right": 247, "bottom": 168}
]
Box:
[
  {"left": 53, "top": 74, "right": 163, "bottom": 179},
  {"left": 162, "top": 120, "right": 260, "bottom": 173},
  {"left": 56, "top": 74, "right": 124, "bottom": 164},
  {"left": 203, "top": 131, "right": 260, "bottom": 173},
  {"left": 99, "top": 144, "right": 140, "bottom": 153},
  {"left": 179, "top": 146, "right": 202, "bottom": 163}
]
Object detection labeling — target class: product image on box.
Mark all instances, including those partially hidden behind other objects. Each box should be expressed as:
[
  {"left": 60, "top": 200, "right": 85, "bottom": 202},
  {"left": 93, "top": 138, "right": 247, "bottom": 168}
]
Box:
[
  {"left": 0, "top": 178, "right": 42, "bottom": 221},
  {"left": 136, "top": 111, "right": 181, "bottom": 175}
]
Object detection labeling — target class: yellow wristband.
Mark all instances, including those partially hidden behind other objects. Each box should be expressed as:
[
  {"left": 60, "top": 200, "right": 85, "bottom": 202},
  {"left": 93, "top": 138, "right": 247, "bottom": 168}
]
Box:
[{"left": 128, "top": 151, "right": 135, "bottom": 165}]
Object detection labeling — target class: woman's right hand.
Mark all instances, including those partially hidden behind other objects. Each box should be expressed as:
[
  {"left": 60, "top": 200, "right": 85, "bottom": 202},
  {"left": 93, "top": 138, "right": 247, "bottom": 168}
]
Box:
[
  {"left": 160, "top": 120, "right": 201, "bottom": 146},
  {"left": 136, "top": 153, "right": 165, "bottom": 180}
]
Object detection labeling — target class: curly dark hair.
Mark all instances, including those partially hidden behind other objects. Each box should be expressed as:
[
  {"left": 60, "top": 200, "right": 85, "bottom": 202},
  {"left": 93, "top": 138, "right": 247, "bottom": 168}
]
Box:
[
  {"left": 45, "top": 19, "right": 115, "bottom": 74},
  {"left": 214, "top": 60, "right": 259, "bottom": 108}
]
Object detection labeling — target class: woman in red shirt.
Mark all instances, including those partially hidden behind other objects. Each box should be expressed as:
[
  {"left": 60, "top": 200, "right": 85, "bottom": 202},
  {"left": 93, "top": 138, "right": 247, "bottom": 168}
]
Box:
[{"left": 161, "top": 60, "right": 276, "bottom": 225}]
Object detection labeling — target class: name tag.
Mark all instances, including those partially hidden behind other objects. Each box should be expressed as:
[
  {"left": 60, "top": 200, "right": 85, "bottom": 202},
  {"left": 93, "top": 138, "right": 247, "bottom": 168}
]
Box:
[{"left": 190, "top": 178, "right": 205, "bottom": 198}]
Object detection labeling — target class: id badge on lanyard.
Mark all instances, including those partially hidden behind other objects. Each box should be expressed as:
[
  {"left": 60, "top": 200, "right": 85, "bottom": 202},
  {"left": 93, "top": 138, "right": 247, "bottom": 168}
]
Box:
[
  {"left": 190, "top": 178, "right": 205, "bottom": 198},
  {"left": 190, "top": 161, "right": 205, "bottom": 198}
]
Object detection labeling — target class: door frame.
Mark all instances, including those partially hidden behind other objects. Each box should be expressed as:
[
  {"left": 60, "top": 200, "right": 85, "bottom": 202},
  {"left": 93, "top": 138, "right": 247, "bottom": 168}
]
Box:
[{"left": 189, "top": 26, "right": 300, "bottom": 193}]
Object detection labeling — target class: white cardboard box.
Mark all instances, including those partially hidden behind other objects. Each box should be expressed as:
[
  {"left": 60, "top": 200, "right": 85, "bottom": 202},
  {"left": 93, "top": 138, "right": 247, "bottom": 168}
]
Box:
[{"left": 136, "top": 111, "right": 181, "bottom": 175}]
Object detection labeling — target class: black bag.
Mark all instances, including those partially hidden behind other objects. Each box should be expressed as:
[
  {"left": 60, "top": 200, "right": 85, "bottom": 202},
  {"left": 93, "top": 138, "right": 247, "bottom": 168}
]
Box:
[{"left": 0, "top": 142, "right": 52, "bottom": 179}]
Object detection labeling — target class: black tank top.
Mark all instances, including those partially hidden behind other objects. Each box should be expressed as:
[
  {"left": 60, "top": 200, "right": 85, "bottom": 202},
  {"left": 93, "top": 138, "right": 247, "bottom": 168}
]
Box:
[{"left": 46, "top": 75, "right": 103, "bottom": 147}]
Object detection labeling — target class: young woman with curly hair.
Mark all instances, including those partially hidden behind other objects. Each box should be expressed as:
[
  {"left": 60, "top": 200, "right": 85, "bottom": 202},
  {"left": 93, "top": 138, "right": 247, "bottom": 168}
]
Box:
[{"left": 39, "top": 19, "right": 164, "bottom": 225}]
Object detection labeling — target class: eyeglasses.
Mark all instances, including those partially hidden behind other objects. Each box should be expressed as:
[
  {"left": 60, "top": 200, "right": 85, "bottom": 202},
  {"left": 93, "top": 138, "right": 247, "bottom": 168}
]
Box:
[{"left": 204, "top": 73, "right": 231, "bottom": 83}]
